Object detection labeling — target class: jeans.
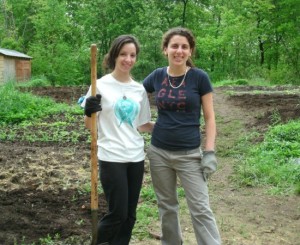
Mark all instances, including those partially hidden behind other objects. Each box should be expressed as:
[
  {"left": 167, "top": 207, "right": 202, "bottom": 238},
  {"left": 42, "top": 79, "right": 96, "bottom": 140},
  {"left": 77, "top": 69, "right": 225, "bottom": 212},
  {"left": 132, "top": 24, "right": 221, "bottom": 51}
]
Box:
[
  {"left": 147, "top": 144, "right": 221, "bottom": 245},
  {"left": 96, "top": 160, "right": 144, "bottom": 245}
]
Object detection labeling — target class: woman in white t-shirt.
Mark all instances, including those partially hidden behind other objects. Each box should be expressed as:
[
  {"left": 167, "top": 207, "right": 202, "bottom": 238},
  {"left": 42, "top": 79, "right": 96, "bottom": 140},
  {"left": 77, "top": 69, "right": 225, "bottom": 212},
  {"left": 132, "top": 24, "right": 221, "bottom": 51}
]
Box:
[{"left": 82, "top": 35, "right": 154, "bottom": 245}]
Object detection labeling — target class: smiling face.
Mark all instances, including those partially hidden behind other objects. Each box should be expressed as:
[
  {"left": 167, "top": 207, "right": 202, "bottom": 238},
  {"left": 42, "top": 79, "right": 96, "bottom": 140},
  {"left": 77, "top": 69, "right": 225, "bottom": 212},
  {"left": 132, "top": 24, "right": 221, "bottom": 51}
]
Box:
[
  {"left": 164, "top": 35, "right": 192, "bottom": 68},
  {"left": 114, "top": 43, "right": 137, "bottom": 74}
]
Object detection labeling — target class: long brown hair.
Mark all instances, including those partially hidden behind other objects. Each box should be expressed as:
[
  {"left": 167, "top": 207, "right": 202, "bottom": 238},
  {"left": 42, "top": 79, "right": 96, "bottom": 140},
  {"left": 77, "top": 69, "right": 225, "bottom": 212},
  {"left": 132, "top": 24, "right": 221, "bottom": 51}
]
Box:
[{"left": 162, "top": 27, "right": 195, "bottom": 67}]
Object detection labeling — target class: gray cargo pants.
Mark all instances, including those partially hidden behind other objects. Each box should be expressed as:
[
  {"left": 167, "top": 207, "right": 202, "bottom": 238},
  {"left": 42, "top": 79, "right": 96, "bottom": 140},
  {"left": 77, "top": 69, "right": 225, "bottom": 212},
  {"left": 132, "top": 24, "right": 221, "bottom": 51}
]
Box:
[{"left": 147, "top": 144, "right": 221, "bottom": 245}]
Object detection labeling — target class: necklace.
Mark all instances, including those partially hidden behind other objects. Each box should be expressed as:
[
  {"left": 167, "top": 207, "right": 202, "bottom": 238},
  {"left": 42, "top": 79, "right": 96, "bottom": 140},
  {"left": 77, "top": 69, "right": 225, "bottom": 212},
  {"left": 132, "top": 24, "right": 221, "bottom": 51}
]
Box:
[
  {"left": 167, "top": 67, "right": 188, "bottom": 89},
  {"left": 112, "top": 73, "right": 131, "bottom": 100},
  {"left": 120, "top": 84, "right": 128, "bottom": 100}
]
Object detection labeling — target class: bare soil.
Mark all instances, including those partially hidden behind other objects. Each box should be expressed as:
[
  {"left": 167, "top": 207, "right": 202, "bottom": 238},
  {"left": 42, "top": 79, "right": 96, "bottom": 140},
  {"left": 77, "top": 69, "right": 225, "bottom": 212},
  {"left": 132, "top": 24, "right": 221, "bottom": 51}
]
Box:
[{"left": 0, "top": 85, "right": 299, "bottom": 245}]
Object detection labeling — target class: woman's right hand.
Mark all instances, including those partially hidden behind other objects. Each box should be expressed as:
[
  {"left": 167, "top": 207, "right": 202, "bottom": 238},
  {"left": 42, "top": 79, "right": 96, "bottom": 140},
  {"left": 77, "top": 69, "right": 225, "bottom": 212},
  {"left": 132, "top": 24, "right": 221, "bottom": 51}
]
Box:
[{"left": 84, "top": 94, "right": 102, "bottom": 117}]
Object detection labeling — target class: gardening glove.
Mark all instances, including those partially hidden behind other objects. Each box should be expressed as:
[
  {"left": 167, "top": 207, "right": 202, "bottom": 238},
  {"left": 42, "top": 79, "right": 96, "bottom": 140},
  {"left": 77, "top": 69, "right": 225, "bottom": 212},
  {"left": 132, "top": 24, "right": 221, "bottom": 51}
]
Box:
[
  {"left": 201, "top": 151, "right": 218, "bottom": 181},
  {"left": 84, "top": 94, "right": 102, "bottom": 117}
]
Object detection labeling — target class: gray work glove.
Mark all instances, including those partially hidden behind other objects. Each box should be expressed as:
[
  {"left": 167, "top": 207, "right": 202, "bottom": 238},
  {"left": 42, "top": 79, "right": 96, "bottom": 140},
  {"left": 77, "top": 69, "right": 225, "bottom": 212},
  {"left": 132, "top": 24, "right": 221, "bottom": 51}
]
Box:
[{"left": 201, "top": 151, "right": 218, "bottom": 181}]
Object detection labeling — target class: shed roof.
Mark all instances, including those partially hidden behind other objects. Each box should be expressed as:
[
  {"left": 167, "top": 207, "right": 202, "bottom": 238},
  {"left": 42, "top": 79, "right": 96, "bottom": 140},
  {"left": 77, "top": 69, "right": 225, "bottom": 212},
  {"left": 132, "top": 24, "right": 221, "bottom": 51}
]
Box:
[{"left": 0, "top": 48, "right": 32, "bottom": 59}]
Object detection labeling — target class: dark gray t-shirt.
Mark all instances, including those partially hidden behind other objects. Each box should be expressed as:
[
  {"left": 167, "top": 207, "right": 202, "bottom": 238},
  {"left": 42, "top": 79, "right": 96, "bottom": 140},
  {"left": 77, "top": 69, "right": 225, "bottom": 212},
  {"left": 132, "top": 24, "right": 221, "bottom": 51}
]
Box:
[{"left": 143, "top": 67, "right": 213, "bottom": 150}]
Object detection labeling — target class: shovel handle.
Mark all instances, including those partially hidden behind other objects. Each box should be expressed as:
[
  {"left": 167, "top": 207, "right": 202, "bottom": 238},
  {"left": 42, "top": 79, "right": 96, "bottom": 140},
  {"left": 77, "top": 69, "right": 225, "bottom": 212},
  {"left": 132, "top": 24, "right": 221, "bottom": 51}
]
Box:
[
  {"left": 90, "top": 44, "right": 98, "bottom": 245},
  {"left": 90, "top": 44, "right": 98, "bottom": 210}
]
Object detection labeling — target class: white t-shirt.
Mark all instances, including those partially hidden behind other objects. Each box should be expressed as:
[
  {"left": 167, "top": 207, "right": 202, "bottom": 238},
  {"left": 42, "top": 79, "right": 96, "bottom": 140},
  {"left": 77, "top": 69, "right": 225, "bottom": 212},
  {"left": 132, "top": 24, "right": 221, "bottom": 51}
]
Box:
[{"left": 82, "top": 74, "right": 151, "bottom": 162}]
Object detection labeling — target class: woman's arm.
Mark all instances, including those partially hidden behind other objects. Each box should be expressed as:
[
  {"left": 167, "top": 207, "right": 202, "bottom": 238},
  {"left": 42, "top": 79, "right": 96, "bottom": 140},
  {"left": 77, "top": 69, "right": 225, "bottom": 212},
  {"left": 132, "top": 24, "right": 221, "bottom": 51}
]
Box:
[
  {"left": 86, "top": 116, "right": 154, "bottom": 133},
  {"left": 201, "top": 92, "right": 216, "bottom": 151},
  {"left": 138, "top": 92, "right": 155, "bottom": 133},
  {"left": 138, "top": 121, "right": 155, "bottom": 133}
]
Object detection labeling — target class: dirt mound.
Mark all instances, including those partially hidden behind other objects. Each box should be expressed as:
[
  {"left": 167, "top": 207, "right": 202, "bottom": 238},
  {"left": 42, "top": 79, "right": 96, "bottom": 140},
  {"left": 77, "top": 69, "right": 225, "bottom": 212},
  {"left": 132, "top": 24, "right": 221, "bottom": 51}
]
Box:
[{"left": 0, "top": 188, "right": 107, "bottom": 244}]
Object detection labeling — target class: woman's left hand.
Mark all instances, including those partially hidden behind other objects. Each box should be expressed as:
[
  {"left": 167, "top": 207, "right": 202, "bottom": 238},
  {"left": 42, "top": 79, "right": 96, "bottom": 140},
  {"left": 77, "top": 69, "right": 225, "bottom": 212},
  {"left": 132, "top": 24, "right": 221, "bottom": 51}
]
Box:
[{"left": 201, "top": 151, "right": 218, "bottom": 181}]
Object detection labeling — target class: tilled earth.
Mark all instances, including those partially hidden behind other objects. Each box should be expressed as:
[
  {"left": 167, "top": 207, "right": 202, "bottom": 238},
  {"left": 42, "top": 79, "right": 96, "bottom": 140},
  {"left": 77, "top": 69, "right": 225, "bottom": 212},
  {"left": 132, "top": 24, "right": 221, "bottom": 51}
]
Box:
[{"left": 0, "top": 85, "right": 299, "bottom": 245}]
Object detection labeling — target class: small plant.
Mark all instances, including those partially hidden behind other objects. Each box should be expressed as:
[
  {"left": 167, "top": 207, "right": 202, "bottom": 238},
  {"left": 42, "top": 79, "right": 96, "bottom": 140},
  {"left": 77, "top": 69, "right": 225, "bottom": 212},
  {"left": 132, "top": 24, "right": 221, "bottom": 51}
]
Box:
[
  {"left": 39, "top": 233, "right": 60, "bottom": 245},
  {"left": 75, "top": 219, "right": 85, "bottom": 226},
  {"left": 177, "top": 186, "right": 186, "bottom": 198},
  {"left": 78, "top": 181, "right": 103, "bottom": 195},
  {"left": 269, "top": 109, "right": 281, "bottom": 126}
]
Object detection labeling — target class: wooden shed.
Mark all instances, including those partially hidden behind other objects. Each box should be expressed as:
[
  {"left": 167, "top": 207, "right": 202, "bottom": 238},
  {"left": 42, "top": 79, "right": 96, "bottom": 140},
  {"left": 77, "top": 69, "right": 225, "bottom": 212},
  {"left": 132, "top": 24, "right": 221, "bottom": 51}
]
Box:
[{"left": 0, "top": 48, "right": 32, "bottom": 84}]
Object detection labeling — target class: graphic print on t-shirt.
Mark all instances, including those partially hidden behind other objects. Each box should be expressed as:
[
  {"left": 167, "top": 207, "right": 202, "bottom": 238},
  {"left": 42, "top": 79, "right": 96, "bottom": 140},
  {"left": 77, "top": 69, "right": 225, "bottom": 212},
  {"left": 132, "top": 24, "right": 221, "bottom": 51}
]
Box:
[
  {"left": 114, "top": 97, "right": 138, "bottom": 127},
  {"left": 157, "top": 77, "right": 187, "bottom": 111}
]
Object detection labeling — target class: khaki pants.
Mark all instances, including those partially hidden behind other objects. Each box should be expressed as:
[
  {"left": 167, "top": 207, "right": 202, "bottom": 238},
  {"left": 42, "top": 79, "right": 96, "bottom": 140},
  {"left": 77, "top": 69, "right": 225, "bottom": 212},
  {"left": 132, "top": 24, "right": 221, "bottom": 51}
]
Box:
[{"left": 147, "top": 144, "right": 221, "bottom": 245}]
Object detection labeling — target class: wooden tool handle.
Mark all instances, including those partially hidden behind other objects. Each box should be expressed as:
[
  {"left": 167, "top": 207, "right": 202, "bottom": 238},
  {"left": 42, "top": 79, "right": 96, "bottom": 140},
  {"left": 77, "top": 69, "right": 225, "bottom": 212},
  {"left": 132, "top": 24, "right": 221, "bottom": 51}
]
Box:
[
  {"left": 90, "top": 44, "right": 98, "bottom": 210},
  {"left": 90, "top": 44, "right": 98, "bottom": 245}
]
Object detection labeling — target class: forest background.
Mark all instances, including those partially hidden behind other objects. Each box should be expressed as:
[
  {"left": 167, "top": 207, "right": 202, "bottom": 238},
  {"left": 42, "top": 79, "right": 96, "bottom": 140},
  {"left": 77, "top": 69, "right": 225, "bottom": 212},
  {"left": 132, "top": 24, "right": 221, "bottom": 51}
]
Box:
[{"left": 1, "top": 0, "right": 299, "bottom": 86}]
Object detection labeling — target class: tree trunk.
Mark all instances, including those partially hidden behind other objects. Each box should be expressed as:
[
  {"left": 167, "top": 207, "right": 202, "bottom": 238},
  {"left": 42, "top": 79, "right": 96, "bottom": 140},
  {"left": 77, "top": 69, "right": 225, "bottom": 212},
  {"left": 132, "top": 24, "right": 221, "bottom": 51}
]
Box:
[
  {"left": 181, "top": 0, "right": 188, "bottom": 27},
  {"left": 258, "top": 36, "right": 265, "bottom": 66}
]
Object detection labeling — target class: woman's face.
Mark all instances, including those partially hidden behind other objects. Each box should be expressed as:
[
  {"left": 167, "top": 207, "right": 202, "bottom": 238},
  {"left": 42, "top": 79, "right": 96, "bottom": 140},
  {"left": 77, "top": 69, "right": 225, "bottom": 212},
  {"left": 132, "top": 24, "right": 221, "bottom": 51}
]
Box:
[
  {"left": 114, "top": 43, "right": 137, "bottom": 74},
  {"left": 164, "top": 35, "right": 192, "bottom": 67}
]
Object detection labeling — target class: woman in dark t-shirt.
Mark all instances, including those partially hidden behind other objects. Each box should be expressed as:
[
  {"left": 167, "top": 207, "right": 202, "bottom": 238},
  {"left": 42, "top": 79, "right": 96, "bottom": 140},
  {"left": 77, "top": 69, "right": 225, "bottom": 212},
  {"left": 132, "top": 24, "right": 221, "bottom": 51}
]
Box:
[{"left": 143, "top": 27, "right": 221, "bottom": 245}]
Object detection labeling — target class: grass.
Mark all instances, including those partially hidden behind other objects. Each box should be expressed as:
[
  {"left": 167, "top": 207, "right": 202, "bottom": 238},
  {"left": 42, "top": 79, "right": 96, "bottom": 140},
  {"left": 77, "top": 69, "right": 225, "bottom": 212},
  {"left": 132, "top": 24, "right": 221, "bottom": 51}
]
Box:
[
  {"left": 214, "top": 79, "right": 300, "bottom": 195},
  {"left": 215, "top": 115, "right": 246, "bottom": 157},
  {"left": 132, "top": 174, "right": 159, "bottom": 240},
  {"left": 214, "top": 78, "right": 272, "bottom": 87},
  {"left": 232, "top": 120, "right": 300, "bottom": 195},
  {"left": 15, "top": 76, "right": 52, "bottom": 88},
  {"left": 0, "top": 82, "right": 72, "bottom": 124},
  {"left": 216, "top": 78, "right": 300, "bottom": 96},
  {"left": 0, "top": 81, "right": 87, "bottom": 143}
]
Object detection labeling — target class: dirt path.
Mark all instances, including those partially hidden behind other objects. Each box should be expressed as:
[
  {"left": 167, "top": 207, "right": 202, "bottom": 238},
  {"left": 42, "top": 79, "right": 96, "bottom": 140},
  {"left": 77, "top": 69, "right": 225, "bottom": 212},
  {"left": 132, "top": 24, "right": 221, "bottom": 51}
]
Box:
[
  {"left": 0, "top": 85, "right": 299, "bottom": 245},
  {"left": 132, "top": 86, "right": 300, "bottom": 245},
  {"left": 210, "top": 87, "right": 300, "bottom": 245}
]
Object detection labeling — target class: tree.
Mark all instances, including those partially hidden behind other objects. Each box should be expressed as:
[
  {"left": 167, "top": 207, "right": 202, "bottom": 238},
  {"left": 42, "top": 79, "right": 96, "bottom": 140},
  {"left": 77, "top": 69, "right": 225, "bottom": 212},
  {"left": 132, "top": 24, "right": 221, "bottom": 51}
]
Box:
[
  {"left": 0, "top": 0, "right": 23, "bottom": 49},
  {"left": 29, "top": 0, "right": 82, "bottom": 85},
  {"left": 1, "top": 0, "right": 298, "bottom": 84}
]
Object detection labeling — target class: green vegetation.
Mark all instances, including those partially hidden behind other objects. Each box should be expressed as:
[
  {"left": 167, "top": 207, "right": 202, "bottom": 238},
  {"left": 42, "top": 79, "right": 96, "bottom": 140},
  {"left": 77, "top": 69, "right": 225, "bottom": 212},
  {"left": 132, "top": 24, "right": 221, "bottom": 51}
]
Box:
[
  {"left": 15, "top": 76, "right": 52, "bottom": 88},
  {"left": 232, "top": 120, "right": 300, "bottom": 195},
  {"left": 1, "top": 0, "right": 299, "bottom": 85},
  {"left": 215, "top": 79, "right": 251, "bottom": 87},
  {"left": 14, "top": 233, "right": 84, "bottom": 245},
  {"left": 14, "top": 234, "right": 59, "bottom": 245},
  {"left": 0, "top": 82, "right": 87, "bottom": 143},
  {"left": 133, "top": 175, "right": 159, "bottom": 240},
  {"left": 0, "top": 82, "right": 72, "bottom": 124}
]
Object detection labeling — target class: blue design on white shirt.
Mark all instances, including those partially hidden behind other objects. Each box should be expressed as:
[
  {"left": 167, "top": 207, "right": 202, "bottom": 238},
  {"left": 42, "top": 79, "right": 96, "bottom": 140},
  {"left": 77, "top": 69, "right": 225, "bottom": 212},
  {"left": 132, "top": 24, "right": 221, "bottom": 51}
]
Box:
[{"left": 114, "top": 97, "right": 138, "bottom": 127}]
